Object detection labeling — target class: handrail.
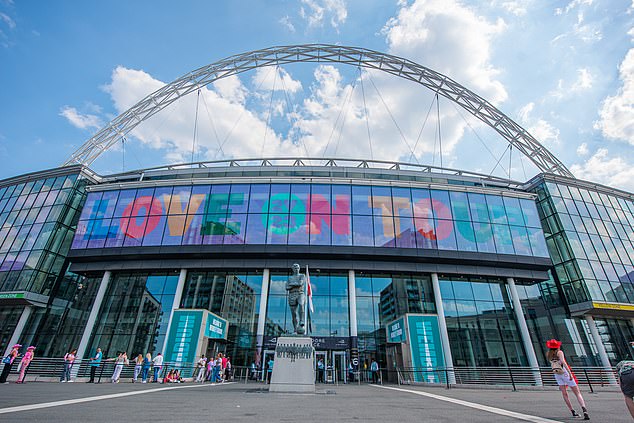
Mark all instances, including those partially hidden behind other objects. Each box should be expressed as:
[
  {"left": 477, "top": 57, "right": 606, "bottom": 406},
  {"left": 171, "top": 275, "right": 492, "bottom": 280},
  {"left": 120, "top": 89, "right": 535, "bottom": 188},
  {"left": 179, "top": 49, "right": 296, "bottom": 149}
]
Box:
[{"left": 394, "top": 366, "right": 619, "bottom": 390}]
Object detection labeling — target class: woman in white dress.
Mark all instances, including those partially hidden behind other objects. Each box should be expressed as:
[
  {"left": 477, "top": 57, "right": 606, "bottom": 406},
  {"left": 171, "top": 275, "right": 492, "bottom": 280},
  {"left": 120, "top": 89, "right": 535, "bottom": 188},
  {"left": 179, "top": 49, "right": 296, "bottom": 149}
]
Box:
[{"left": 546, "top": 339, "right": 589, "bottom": 420}]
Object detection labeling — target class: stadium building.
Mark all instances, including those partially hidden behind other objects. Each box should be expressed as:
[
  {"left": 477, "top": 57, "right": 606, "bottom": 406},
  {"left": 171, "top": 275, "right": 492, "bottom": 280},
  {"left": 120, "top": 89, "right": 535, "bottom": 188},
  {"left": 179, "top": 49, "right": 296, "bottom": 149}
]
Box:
[{"left": 0, "top": 45, "right": 632, "bottom": 383}]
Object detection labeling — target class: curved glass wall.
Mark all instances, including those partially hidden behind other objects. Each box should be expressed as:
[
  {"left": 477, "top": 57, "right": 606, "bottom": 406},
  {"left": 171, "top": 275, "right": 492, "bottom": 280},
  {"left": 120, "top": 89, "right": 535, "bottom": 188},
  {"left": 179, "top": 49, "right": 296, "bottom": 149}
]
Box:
[
  {"left": 0, "top": 172, "right": 86, "bottom": 295},
  {"left": 71, "top": 183, "right": 548, "bottom": 257},
  {"left": 534, "top": 180, "right": 634, "bottom": 304}
]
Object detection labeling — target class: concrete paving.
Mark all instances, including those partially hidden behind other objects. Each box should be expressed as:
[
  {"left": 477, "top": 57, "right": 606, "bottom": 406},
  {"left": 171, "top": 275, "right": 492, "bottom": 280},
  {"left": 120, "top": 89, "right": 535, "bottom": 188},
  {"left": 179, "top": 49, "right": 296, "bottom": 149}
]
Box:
[{"left": 0, "top": 381, "right": 629, "bottom": 422}]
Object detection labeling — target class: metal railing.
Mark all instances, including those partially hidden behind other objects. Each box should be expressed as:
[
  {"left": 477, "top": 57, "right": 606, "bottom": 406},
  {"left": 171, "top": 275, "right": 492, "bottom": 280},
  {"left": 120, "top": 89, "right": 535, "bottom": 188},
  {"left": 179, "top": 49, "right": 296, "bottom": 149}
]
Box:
[
  {"left": 396, "top": 366, "right": 619, "bottom": 391},
  {"left": 1, "top": 358, "right": 207, "bottom": 383}
]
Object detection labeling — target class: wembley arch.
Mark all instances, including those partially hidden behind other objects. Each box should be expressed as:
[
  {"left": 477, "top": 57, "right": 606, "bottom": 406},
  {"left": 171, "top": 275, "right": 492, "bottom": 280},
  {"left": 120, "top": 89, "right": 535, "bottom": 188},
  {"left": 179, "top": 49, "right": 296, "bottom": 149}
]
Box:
[{"left": 63, "top": 44, "right": 573, "bottom": 178}]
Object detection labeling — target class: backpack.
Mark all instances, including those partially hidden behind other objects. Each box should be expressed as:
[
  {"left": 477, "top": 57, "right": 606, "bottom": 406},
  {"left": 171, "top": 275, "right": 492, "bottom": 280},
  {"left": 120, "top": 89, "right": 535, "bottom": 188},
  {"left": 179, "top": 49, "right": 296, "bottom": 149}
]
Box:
[{"left": 550, "top": 359, "right": 564, "bottom": 375}]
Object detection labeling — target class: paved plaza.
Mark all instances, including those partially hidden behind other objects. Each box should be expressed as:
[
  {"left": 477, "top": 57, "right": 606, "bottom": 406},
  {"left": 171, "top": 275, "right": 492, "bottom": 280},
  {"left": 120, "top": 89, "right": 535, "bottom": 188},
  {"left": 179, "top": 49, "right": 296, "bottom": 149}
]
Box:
[{"left": 0, "top": 381, "right": 628, "bottom": 422}]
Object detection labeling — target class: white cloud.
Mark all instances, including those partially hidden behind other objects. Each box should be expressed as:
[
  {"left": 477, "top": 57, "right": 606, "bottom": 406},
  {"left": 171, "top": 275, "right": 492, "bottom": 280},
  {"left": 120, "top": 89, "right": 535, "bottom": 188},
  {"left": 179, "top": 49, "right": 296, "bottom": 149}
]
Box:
[
  {"left": 572, "top": 68, "right": 593, "bottom": 90},
  {"left": 213, "top": 75, "right": 248, "bottom": 105},
  {"left": 252, "top": 67, "right": 302, "bottom": 93},
  {"left": 549, "top": 68, "right": 594, "bottom": 100},
  {"left": 576, "top": 142, "right": 589, "bottom": 155},
  {"left": 517, "top": 102, "right": 560, "bottom": 145},
  {"left": 594, "top": 48, "right": 634, "bottom": 146},
  {"left": 555, "top": 0, "right": 594, "bottom": 16},
  {"left": 0, "top": 12, "right": 15, "bottom": 29},
  {"left": 383, "top": 0, "right": 507, "bottom": 105},
  {"left": 570, "top": 148, "right": 634, "bottom": 192},
  {"left": 59, "top": 106, "right": 103, "bottom": 130},
  {"left": 498, "top": 0, "right": 531, "bottom": 16},
  {"left": 300, "top": 0, "right": 347, "bottom": 30},
  {"left": 103, "top": 66, "right": 305, "bottom": 162},
  {"left": 279, "top": 15, "right": 296, "bottom": 32}
]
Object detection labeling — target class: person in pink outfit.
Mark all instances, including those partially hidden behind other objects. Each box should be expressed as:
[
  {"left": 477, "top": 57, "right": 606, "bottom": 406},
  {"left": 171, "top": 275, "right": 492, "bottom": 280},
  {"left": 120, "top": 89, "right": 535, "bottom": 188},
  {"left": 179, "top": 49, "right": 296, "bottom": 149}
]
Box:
[
  {"left": 16, "top": 346, "right": 35, "bottom": 383},
  {"left": 0, "top": 344, "right": 21, "bottom": 384}
]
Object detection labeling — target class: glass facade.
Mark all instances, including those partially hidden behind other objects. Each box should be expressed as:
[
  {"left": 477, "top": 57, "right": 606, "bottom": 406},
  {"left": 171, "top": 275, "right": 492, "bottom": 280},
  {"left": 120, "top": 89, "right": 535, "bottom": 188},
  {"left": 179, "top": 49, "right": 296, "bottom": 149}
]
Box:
[
  {"left": 534, "top": 179, "right": 634, "bottom": 304},
  {"left": 1, "top": 164, "right": 633, "bottom": 374},
  {"left": 0, "top": 172, "right": 87, "bottom": 295},
  {"left": 439, "top": 276, "right": 527, "bottom": 366},
  {"left": 71, "top": 184, "right": 548, "bottom": 258}
]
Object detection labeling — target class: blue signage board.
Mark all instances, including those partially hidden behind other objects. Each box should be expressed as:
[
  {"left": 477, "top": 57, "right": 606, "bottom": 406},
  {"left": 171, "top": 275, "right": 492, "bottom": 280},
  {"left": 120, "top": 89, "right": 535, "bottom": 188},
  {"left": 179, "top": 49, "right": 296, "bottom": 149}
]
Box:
[
  {"left": 386, "top": 317, "right": 406, "bottom": 343},
  {"left": 407, "top": 314, "right": 444, "bottom": 383},
  {"left": 204, "top": 311, "right": 228, "bottom": 340}
]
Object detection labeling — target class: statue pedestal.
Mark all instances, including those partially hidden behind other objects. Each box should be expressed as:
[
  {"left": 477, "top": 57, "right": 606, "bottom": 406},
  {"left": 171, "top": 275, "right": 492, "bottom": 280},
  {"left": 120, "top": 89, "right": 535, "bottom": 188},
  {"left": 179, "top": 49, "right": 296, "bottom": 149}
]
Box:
[{"left": 269, "top": 336, "right": 315, "bottom": 393}]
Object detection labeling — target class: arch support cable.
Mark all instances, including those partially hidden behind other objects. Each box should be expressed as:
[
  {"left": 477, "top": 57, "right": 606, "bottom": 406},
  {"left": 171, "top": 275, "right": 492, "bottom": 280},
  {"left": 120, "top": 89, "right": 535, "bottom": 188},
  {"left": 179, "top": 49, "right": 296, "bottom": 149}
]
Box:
[{"left": 63, "top": 44, "right": 573, "bottom": 178}]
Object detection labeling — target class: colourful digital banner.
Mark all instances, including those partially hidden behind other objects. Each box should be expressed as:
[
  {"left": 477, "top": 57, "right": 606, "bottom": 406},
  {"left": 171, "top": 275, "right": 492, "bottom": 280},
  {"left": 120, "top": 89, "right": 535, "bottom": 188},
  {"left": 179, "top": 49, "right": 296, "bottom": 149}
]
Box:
[{"left": 71, "top": 184, "right": 549, "bottom": 257}]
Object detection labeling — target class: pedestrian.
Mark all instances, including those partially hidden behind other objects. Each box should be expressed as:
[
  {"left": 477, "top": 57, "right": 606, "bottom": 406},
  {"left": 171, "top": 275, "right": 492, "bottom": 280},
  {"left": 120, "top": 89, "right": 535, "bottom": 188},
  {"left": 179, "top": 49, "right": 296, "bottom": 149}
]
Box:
[
  {"left": 16, "top": 346, "right": 35, "bottom": 383},
  {"left": 60, "top": 348, "right": 76, "bottom": 382},
  {"left": 221, "top": 353, "right": 228, "bottom": 381},
  {"left": 317, "top": 358, "right": 325, "bottom": 383},
  {"left": 546, "top": 339, "right": 589, "bottom": 420},
  {"left": 87, "top": 348, "right": 102, "bottom": 383},
  {"left": 0, "top": 343, "right": 21, "bottom": 384},
  {"left": 206, "top": 356, "right": 214, "bottom": 381},
  {"left": 141, "top": 353, "right": 152, "bottom": 383},
  {"left": 370, "top": 358, "right": 379, "bottom": 384},
  {"left": 225, "top": 356, "right": 232, "bottom": 381},
  {"left": 212, "top": 353, "right": 222, "bottom": 383},
  {"left": 196, "top": 355, "right": 207, "bottom": 382},
  {"left": 616, "top": 350, "right": 634, "bottom": 419},
  {"left": 132, "top": 354, "right": 143, "bottom": 382},
  {"left": 267, "top": 357, "right": 274, "bottom": 384},
  {"left": 152, "top": 352, "right": 163, "bottom": 382},
  {"left": 348, "top": 361, "right": 354, "bottom": 383},
  {"left": 111, "top": 351, "right": 128, "bottom": 383}
]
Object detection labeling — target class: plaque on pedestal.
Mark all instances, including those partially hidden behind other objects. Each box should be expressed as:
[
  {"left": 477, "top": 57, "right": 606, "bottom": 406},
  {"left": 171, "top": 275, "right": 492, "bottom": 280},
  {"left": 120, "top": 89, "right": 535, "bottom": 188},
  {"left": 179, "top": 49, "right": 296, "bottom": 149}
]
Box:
[{"left": 269, "top": 336, "right": 315, "bottom": 393}]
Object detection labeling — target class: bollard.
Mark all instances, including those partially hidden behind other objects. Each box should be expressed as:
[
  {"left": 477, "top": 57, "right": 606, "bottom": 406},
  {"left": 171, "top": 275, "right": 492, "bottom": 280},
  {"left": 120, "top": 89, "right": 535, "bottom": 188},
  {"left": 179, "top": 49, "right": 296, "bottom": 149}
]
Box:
[{"left": 445, "top": 368, "right": 450, "bottom": 389}]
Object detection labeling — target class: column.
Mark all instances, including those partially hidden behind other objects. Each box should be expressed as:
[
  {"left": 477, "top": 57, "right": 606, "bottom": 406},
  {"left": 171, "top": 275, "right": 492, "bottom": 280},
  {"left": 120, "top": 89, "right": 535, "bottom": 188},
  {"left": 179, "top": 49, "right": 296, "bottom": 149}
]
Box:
[
  {"left": 3, "top": 305, "right": 33, "bottom": 357},
  {"left": 73, "top": 271, "right": 112, "bottom": 378},
  {"left": 348, "top": 270, "right": 358, "bottom": 337},
  {"left": 256, "top": 268, "right": 270, "bottom": 367},
  {"left": 585, "top": 315, "right": 617, "bottom": 384},
  {"left": 507, "top": 277, "right": 542, "bottom": 386},
  {"left": 348, "top": 270, "right": 359, "bottom": 379},
  {"left": 431, "top": 273, "right": 456, "bottom": 384},
  {"left": 161, "top": 268, "right": 188, "bottom": 356}
]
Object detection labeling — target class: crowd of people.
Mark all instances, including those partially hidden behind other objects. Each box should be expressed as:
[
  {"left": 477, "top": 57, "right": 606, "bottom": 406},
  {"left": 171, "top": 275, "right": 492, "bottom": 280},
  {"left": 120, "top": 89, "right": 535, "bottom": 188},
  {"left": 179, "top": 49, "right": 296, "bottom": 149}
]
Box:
[{"left": 193, "top": 353, "right": 233, "bottom": 383}]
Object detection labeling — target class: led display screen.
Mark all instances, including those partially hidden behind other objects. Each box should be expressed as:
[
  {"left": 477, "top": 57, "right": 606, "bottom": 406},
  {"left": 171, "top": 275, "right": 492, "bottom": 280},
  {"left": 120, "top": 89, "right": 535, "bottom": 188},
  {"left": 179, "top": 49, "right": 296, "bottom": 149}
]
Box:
[{"left": 71, "top": 183, "right": 549, "bottom": 257}]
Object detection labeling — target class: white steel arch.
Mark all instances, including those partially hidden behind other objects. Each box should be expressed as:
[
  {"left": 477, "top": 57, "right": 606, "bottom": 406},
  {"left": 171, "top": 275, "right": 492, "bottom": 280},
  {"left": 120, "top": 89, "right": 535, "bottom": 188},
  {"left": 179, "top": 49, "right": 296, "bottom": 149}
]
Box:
[{"left": 63, "top": 44, "right": 574, "bottom": 177}]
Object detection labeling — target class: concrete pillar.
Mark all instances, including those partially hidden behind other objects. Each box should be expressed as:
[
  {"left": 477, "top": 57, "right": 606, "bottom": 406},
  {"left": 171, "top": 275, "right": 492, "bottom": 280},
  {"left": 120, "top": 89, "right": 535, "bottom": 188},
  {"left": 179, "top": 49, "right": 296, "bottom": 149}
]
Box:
[
  {"left": 507, "top": 277, "right": 542, "bottom": 386},
  {"left": 75, "top": 271, "right": 111, "bottom": 361},
  {"left": 256, "top": 268, "right": 270, "bottom": 366},
  {"left": 161, "top": 269, "right": 188, "bottom": 356},
  {"left": 431, "top": 273, "right": 456, "bottom": 384},
  {"left": 585, "top": 315, "right": 617, "bottom": 384},
  {"left": 348, "top": 270, "right": 358, "bottom": 337},
  {"left": 3, "top": 305, "right": 33, "bottom": 357}
]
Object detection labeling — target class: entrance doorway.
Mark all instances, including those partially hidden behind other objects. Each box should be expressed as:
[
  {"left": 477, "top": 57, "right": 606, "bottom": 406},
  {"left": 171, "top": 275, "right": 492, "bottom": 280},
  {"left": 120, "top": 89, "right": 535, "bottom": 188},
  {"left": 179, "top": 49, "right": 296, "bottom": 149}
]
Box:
[
  {"left": 262, "top": 349, "right": 275, "bottom": 382},
  {"left": 315, "top": 350, "right": 348, "bottom": 384}
]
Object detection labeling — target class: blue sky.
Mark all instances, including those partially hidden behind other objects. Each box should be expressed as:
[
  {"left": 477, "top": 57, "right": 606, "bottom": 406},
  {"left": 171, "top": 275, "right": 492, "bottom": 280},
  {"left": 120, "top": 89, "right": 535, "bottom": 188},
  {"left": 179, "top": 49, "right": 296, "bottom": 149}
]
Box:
[{"left": 0, "top": 0, "right": 633, "bottom": 191}]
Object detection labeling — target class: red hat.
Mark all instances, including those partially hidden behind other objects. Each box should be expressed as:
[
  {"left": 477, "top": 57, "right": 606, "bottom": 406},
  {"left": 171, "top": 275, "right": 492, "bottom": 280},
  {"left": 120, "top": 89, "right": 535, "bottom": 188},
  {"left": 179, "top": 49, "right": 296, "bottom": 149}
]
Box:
[
  {"left": 27, "top": 346, "right": 35, "bottom": 351},
  {"left": 546, "top": 339, "right": 561, "bottom": 349},
  {"left": 12, "top": 344, "right": 22, "bottom": 349}
]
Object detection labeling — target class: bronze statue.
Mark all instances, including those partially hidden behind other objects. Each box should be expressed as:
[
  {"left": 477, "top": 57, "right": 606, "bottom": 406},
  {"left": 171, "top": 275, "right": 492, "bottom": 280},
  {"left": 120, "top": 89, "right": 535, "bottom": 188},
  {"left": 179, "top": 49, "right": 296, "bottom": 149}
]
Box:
[{"left": 287, "top": 263, "right": 306, "bottom": 335}]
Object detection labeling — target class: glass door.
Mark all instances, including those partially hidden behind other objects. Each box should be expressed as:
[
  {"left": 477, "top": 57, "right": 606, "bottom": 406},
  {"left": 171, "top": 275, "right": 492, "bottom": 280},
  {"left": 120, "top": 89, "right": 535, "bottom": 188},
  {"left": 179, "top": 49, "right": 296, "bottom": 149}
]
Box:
[{"left": 332, "top": 351, "right": 347, "bottom": 384}]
